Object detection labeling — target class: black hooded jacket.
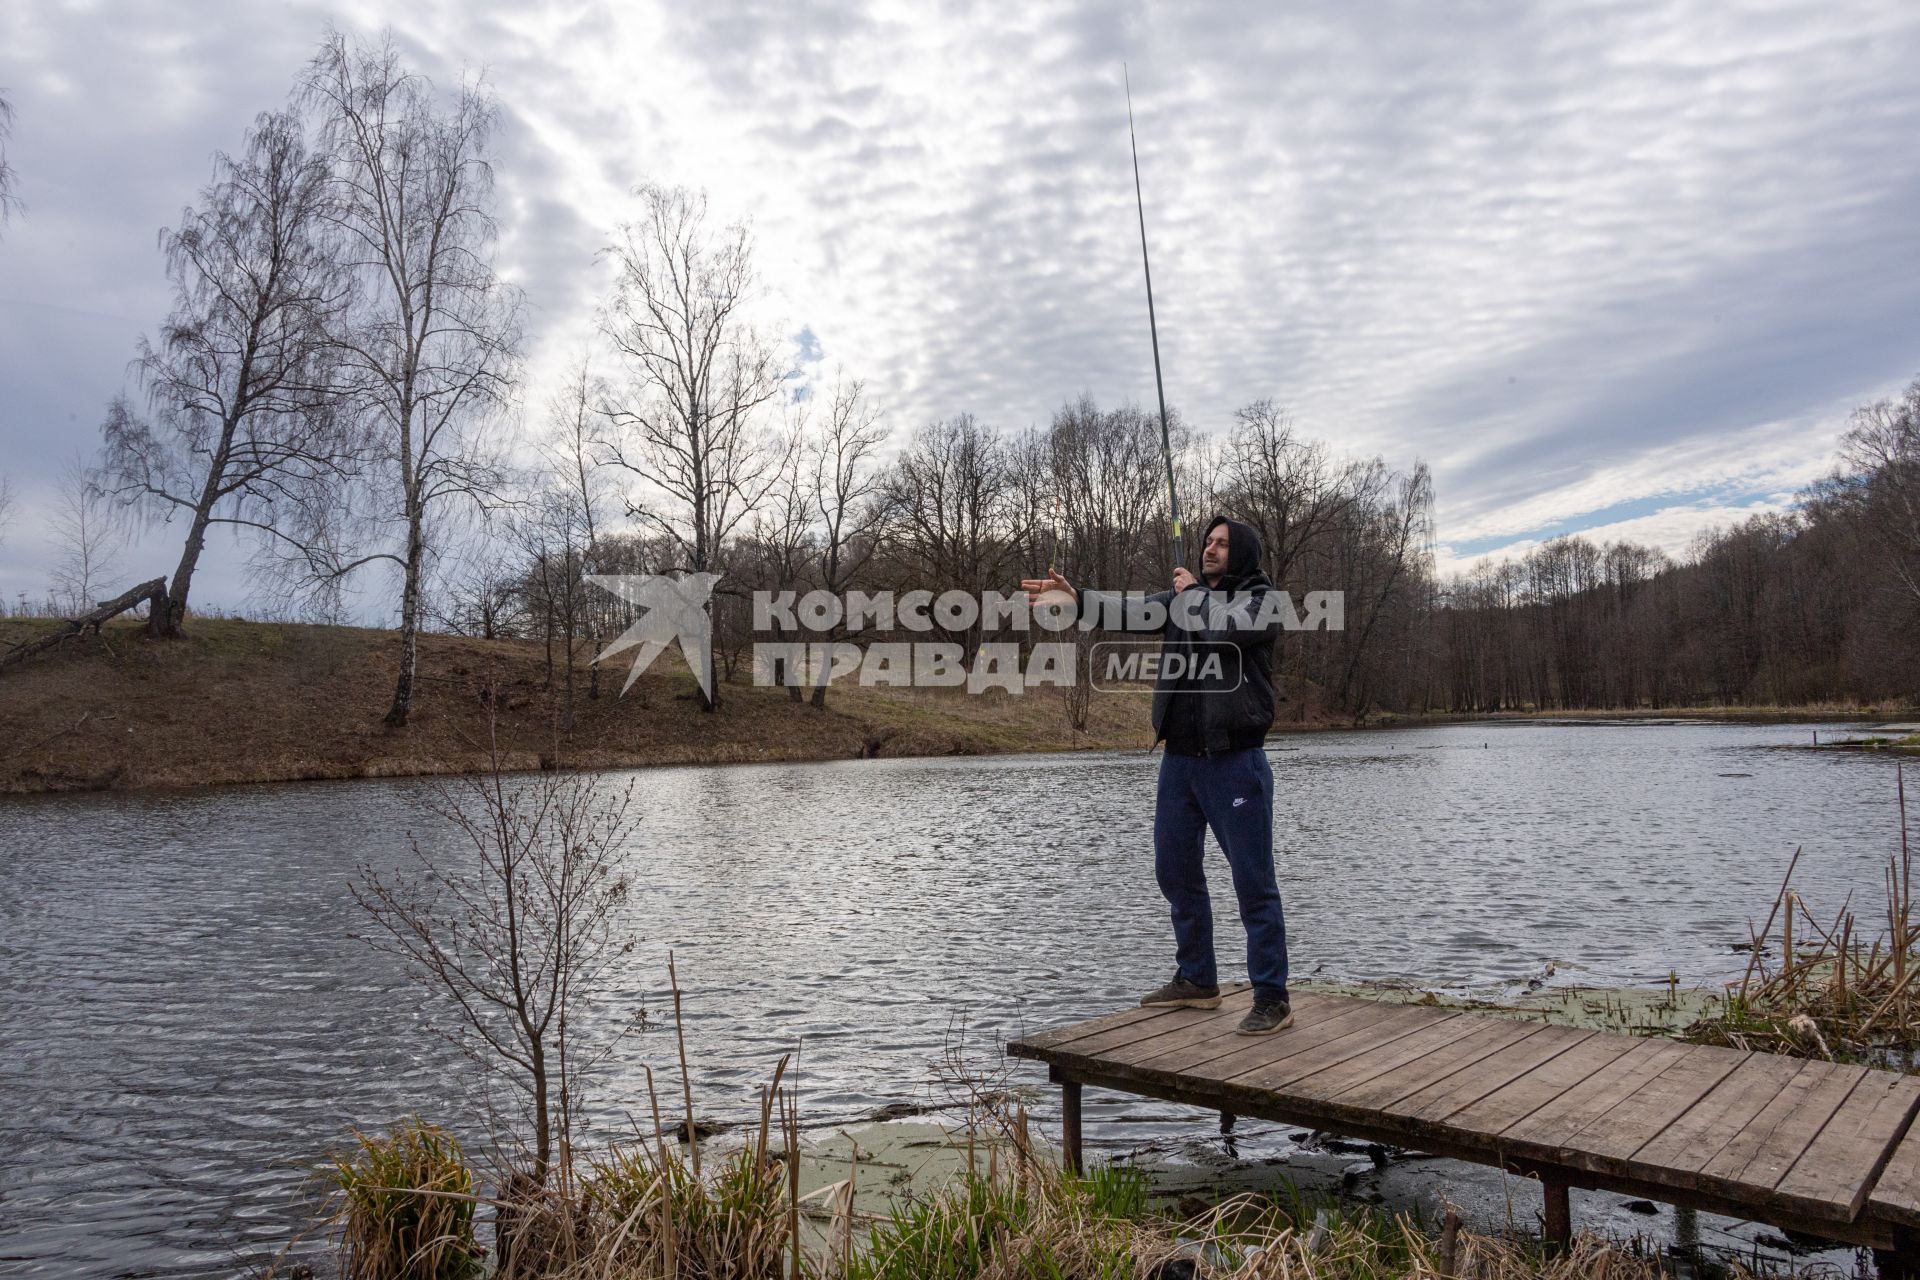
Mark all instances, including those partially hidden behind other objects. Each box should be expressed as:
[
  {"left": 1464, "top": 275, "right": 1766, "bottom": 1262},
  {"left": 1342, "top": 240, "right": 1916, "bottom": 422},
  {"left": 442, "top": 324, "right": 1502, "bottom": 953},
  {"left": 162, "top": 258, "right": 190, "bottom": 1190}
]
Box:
[{"left": 1080, "top": 514, "right": 1283, "bottom": 755}]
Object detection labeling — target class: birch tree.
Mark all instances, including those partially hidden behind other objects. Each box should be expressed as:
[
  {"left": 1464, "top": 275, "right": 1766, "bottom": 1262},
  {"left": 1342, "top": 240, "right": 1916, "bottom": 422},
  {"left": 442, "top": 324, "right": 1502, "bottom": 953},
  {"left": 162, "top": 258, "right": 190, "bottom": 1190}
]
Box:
[
  {"left": 596, "top": 184, "right": 786, "bottom": 711},
  {"left": 101, "top": 109, "right": 347, "bottom": 636},
  {"left": 301, "top": 30, "right": 522, "bottom": 727},
  {"left": 802, "top": 376, "right": 889, "bottom": 707},
  {"left": 49, "top": 456, "right": 126, "bottom": 613},
  {"left": 0, "top": 89, "right": 20, "bottom": 230}
]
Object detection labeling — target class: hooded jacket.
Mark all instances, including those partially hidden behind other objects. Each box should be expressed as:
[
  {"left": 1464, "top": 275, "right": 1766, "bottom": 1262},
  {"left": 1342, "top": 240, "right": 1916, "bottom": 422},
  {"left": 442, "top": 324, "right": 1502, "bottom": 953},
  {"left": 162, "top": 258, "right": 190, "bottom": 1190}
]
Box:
[{"left": 1080, "top": 514, "right": 1283, "bottom": 755}]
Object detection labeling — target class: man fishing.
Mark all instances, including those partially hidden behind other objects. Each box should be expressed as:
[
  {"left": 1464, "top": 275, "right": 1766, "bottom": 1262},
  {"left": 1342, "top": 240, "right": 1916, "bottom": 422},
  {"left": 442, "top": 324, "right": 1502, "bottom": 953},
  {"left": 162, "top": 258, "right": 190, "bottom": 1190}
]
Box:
[{"left": 1021, "top": 514, "right": 1293, "bottom": 1035}]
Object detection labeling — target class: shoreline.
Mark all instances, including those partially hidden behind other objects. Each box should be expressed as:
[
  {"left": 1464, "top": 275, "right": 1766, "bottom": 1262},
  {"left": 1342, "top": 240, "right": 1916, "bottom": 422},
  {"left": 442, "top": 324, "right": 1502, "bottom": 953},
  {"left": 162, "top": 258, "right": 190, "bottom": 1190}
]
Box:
[{"left": 2, "top": 615, "right": 1906, "bottom": 797}]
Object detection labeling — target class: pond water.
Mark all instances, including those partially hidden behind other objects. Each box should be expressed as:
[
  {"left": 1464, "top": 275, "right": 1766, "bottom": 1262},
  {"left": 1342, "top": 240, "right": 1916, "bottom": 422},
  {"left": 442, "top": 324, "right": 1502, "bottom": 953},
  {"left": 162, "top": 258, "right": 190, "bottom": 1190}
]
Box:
[{"left": 0, "top": 720, "right": 1910, "bottom": 1276}]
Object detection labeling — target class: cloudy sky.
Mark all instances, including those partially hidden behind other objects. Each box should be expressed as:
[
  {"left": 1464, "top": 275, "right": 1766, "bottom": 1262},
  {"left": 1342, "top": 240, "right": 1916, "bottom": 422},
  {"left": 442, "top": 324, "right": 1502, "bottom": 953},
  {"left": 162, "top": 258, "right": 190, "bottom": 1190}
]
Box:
[{"left": 4, "top": 0, "right": 1920, "bottom": 612}]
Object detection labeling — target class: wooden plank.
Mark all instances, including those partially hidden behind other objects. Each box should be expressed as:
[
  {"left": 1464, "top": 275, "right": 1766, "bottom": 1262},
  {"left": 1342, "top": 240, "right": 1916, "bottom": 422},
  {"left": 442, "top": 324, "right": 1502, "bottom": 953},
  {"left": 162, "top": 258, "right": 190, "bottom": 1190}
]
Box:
[
  {"left": 1050, "top": 989, "right": 1256, "bottom": 1060},
  {"left": 1152, "top": 997, "right": 1443, "bottom": 1090},
  {"left": 1501, "top": 1038, "right": 1698, "bottom": 1149},
  {"left": 1697, "top": 1060, "right": 1868, "bottom": 1205},
  {"left": 1329, "top": 1015, "right": 1552, "bottom": 1114},
  {"left": 1221, "top": 1004, "right": 1453, "bottom": 1094},
  {"left": 1124, "top": 994, "right": 1392, "bottom": 1082},
  {"left": 1011, "top": 1005, "right": 1180, "bottom": 1056},
  {"left": 1868, "top": 1115, "right": 1920, "bottom": 1229},
  {"left": 1393, "top": 1025, "right": 1600, "bottom": 1126},
  {"left": 1027, "top": 989, "right": 1920, "bottom": 1251},
  {"left": 1287, "top": 1009, "right": 1495, "bottom": 1104},
  {"left": 1008, "top": 982, "right": 1252, "bottom": 1056},
  {"left": 1630, "top": 1052, "right": 1805, "bottom": 1177},
  {"left": 1774, "top": 1070, "right": 1920, "bottom": 1221},
  {"left": 1059, "top": 990, "right": 1267, "bottom": 1074},
  {"left": 1442, "top": 1030, "right": 1642, "bottom": 1136},
  {"left": 1551, "top": 1043, "right": 1749, "bottom": 1178}
]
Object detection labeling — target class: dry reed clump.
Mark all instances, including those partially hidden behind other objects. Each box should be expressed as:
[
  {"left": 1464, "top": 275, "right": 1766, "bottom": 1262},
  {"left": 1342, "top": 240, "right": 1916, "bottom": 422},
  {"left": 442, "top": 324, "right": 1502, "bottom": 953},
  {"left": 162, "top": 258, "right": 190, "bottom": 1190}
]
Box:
[
  {"left": 842, "top": 1098, "right": 1703, "bottom": 1280},
  {"left": 1684, "top": 766, "right": 1920, "bottom": 1062},
  {"left": 320, "top": 1120, "right": 483, "bottom": 1280},
  {"left": 307, "top": 1062, "right": 1721, "bottom": 1280},
  {"left": 310, "top": 963, "right": 1730, "bottom": 1280}
]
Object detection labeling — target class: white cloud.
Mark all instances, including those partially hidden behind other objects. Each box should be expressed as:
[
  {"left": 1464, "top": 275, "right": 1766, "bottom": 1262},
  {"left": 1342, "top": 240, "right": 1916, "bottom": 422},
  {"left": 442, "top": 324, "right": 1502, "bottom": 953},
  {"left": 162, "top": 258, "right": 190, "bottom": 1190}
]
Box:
[
  {"left": 1434, "top": 494, "right": 1803, "bottom": 581},
  {"left": 5, "top": 0, "right": 1920, "bottom": 608}
]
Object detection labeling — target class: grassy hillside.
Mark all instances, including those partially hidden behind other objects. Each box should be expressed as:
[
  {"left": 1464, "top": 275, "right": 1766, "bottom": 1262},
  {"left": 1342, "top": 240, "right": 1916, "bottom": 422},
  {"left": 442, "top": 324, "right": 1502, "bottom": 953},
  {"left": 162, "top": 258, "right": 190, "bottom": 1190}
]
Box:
[{"left": 0, "top": 617, "right": 1163, "bottom": 793}]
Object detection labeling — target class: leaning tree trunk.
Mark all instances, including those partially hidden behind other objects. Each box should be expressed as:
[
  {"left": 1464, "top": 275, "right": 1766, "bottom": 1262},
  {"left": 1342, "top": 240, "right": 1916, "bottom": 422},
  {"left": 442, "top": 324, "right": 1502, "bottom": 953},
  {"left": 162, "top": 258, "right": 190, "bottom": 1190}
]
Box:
[
  {"left": 150, "top": 426, "right": 235, "bottom": 639},
  {"left": 152, "top": 511, "right": 212, "bottom": 638}
]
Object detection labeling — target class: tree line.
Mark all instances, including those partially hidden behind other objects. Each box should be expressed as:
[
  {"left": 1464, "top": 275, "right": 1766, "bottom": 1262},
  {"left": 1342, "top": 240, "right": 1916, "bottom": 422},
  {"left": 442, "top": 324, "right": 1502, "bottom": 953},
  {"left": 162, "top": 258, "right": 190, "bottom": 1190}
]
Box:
[{"left": 1429, "top": 396, "right": 1920, "bottom": 712}]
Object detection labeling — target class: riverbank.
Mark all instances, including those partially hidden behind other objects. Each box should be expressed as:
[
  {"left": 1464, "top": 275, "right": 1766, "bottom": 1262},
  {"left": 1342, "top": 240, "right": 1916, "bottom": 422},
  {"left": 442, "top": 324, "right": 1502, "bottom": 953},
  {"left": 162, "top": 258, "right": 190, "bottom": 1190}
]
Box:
[
  {"left": 4, "top": 615, "right": 1907, "bottom": 795},
  {"left": 1383, "top": 704, "right": 1917, "bottom": 727},
  {"left": 0, "top": 616, "right": 1181, "bottom": 794}
]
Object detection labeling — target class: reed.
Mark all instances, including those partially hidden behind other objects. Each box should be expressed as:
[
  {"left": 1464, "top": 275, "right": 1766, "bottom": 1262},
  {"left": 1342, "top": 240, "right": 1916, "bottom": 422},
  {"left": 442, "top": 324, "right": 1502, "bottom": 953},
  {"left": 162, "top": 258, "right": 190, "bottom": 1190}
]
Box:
[
  {"left": 319, "top": 1119, "right": 483, "bottom": 1280},
  {"left": 1686, "top": 765, "right": 1920, "bottom": 1061},
  {"left": 308, "top": 968, "right": 1771, "bottom": 1279}
]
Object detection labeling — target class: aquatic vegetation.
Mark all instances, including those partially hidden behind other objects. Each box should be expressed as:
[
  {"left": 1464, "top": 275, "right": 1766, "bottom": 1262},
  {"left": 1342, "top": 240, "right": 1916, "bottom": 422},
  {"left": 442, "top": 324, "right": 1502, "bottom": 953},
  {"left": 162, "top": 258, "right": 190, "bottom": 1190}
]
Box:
[
  {"left": 319, "top": 1119, "right": 482, "bottom": 1280},
  {"left": 575, "top": 1075, "right": 795, "bottom": 1279},
  {"left": 1685, "top": 768, "right": 1920, "bottom": 1061},
  {"left": 302, "top": 983, "right": 1719, "bottom": 1280}
]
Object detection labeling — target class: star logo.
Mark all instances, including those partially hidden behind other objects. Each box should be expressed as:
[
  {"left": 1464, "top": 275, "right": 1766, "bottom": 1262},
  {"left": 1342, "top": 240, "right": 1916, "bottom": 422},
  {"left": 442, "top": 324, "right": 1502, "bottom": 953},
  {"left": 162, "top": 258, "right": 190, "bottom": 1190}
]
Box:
[{"left": 585, "top": 573, "right": 722, "bottom": 699}]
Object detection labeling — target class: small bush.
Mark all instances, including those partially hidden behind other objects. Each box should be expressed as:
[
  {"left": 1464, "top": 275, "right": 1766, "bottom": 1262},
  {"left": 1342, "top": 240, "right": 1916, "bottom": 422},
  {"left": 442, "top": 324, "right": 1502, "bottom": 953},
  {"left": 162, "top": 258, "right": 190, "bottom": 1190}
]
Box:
[{"left": 322, "top": 1120, "right": 481, "bottom": 1280}]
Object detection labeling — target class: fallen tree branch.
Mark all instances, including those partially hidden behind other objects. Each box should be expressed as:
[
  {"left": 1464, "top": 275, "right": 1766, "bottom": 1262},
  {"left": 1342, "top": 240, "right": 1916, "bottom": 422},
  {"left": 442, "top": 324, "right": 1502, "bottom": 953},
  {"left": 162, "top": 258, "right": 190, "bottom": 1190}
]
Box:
[
  {"left": 0, "top": 710, "right": 96, "bottom": 763},
  {"left": 0, "top": 578, "right": 167, "bottom": 674}
]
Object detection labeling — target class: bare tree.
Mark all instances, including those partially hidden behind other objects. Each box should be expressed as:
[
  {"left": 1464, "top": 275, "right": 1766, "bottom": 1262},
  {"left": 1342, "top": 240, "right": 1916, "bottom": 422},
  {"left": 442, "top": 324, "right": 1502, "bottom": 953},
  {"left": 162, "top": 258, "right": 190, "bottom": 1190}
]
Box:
[
  {"left": 1832, "top": 381, "right": 1920, "bottom": 605},
  {"left": 0, "top": 88, "right": 20, "bottom": 230},
  {"left": 49, "top": 454, "right": 127, "bottom": 613},
  {"left": 541, "top": 359, "right": 613, "bottom": 712},
  {"left": 1327, "top": 461, "right": 1433, "bottom": 716},
  {"left": 886, "top": 414, "right": 1022, "bottom": 658},
  {"left": 1046, "top": 394, "right": 1172, "bottom": 587},
  {"left": 434, "top": 549, "right": 525, "bottom": 641},
  {"left": 0, "top": 473, "right": 14, "bottom": 548},
  {"left": 596, "top": 184, "right": 788, "bottom": 711},
  {"left": 101, "top": 109, "right": 348, "bottom": 636},
  {"left": 801, "top": 375, "right": 889, "bottom": 707},
  {"left": 300, "top": 30, "right": 523, "bottom": 727},
  {"left": 351, "top": 730, "right": 639, "bottom": 1184},
  {"left": 744, "top": 412, "right": 815, "bottom": 702},
  {"left": 1222, "top": 399, "right": 1370, "bottom": 587}
]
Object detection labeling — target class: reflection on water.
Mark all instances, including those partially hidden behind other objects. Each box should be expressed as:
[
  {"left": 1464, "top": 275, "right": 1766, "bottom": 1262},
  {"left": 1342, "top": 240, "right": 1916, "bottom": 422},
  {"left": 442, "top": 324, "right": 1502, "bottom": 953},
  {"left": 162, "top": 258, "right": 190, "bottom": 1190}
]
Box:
[{"left": 0, "top": 720, "right": 1908, "bottom": 1275}]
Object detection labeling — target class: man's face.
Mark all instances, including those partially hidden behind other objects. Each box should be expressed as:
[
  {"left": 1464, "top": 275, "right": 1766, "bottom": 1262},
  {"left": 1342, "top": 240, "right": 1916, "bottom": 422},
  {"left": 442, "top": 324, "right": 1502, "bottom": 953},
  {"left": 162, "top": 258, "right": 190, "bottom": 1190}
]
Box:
[{"left": 1201, "top": 525, "right": 1231, "bottom": 579}]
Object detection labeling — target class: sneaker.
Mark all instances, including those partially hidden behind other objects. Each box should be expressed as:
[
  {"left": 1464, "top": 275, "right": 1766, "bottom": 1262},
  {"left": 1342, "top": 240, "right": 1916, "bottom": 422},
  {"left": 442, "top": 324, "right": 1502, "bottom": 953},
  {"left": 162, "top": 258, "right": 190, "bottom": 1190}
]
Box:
[
  {"left": 1139, "top": 976, "right": 1222, "bottom": 1009},
  {"left": 1236, "top": 997, "right": 1293, "bottom": 1036}
]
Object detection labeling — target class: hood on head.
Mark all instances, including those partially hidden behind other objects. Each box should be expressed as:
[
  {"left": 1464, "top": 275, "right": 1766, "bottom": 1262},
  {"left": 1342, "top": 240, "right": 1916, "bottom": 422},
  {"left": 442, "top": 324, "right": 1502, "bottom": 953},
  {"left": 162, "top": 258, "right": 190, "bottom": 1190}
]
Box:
[{"left": 1204, "top": 515, "right": 1264, "bottom": 588}]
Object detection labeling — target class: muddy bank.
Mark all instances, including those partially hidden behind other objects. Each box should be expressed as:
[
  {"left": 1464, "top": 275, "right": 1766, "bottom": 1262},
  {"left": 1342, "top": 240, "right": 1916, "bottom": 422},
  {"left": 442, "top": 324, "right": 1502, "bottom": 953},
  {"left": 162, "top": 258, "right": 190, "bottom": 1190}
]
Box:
[{"left": 0, "top": 616, "right": 1171, "bottom": 794}]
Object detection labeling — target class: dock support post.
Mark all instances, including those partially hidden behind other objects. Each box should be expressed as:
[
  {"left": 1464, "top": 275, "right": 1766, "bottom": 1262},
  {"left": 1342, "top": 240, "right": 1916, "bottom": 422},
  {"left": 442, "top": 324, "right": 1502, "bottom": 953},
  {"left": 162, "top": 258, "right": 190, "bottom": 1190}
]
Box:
[
  {"left": 1541, "top": 1174, "right": 1572, "bottom": 1252},
  {"left": 1061, "top": 1079, "right": 1083, "bottom": 1175},
  {"left": 1875, "top": 1229, "right": 1920, "bottom": 1279},
  {"left": 1220, "top": 1110, "right": 1237, "bottom": 1134}
]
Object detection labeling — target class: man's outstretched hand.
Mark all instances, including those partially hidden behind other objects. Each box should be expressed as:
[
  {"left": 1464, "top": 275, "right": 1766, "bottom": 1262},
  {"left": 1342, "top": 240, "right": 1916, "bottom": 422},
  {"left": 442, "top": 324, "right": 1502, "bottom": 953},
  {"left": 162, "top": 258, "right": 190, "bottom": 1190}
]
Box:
[{"left": 1021, "top": 568, "right": 1077, "bottom": 607}]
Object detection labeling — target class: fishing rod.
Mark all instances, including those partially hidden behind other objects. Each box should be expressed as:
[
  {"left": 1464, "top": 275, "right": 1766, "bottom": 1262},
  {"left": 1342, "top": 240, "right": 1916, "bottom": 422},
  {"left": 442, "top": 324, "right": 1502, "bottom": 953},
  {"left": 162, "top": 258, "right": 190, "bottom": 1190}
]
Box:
[{"left": 1124, "top": 65, "right": 1188, "bottom": 574}]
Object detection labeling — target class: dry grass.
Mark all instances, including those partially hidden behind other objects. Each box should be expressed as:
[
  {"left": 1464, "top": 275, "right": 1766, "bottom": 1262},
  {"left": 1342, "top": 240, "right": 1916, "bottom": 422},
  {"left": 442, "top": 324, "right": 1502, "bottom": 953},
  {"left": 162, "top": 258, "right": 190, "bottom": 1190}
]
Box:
[
  {"left": 305, "top": 1085, "right": 1709, "bottom": 1280},
  {"left": 0, "top": 617, "right": 1171, "bottom": 794},
  {"left": 291, "top": 953, "right": 1718, "bottom": 1280}
]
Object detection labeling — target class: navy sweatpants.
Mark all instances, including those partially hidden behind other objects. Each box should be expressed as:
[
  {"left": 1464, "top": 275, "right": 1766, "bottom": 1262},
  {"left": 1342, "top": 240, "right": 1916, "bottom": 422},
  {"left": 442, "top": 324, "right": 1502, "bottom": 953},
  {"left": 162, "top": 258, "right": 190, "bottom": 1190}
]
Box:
[{"left": 1153, "top": 746, "right": 1290, "bottom": 1002}]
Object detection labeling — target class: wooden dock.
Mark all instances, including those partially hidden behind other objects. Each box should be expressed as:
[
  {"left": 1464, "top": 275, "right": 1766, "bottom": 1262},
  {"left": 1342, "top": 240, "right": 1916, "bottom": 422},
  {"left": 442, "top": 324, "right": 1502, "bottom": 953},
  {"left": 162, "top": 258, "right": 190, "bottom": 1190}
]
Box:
[{"left": 1009, "top": 988, "right": 1920, "bottom": 1270}]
